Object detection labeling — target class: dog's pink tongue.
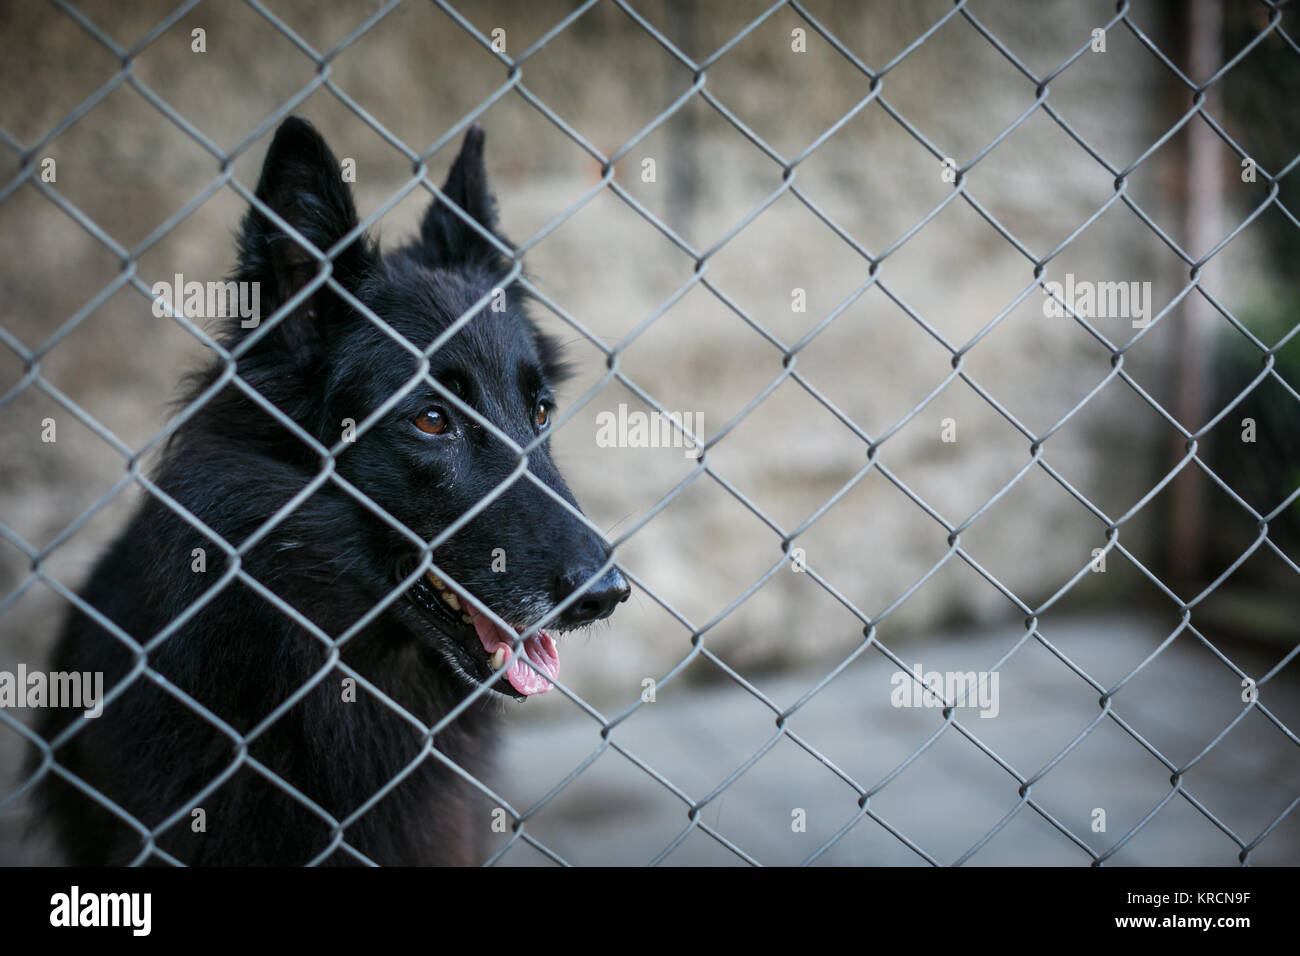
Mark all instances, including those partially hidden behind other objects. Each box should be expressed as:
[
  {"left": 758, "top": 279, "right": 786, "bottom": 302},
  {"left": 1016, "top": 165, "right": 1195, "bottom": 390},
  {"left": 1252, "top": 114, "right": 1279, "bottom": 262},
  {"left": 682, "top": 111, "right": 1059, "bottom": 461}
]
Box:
[{"left": 470, "top": 609, "right": 558, "bottom": 695}]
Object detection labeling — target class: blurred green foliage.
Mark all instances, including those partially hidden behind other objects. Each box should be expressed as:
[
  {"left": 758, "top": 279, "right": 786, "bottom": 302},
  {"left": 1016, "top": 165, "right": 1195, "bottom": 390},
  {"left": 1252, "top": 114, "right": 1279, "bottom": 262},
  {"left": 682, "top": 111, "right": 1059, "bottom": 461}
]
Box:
[{"left": 1208, "top": 7, "right": 1300, "bottom": 571}]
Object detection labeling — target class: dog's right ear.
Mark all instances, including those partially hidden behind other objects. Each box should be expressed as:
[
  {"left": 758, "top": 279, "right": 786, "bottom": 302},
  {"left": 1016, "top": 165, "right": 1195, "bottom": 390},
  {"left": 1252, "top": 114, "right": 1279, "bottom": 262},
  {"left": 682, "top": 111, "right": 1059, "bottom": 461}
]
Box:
[{"left": 235, "top": 117, "right": 377, "bottom": 361}]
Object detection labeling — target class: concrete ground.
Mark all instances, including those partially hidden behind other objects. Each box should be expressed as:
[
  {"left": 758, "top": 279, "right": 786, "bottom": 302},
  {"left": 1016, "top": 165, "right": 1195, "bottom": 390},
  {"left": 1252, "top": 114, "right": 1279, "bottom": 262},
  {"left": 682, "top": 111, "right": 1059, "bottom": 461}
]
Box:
[{"left": 485, "top": 611, "right": 1300, "bottom": 866}]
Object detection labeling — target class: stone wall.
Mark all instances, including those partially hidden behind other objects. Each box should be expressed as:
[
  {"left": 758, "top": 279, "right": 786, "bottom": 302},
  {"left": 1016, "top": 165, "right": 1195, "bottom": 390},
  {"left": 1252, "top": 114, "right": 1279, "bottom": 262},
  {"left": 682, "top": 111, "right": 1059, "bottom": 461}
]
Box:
[{"left": 0, "top": 0, "right": 1229, "bottom": 712}]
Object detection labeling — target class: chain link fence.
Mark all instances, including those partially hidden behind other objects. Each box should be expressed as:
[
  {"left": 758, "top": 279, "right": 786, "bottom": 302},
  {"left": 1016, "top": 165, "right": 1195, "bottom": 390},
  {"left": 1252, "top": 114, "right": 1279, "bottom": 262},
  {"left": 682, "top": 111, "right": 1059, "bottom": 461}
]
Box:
[{"left": 1, "top": 0, "right": 1298, "bottom": 865}]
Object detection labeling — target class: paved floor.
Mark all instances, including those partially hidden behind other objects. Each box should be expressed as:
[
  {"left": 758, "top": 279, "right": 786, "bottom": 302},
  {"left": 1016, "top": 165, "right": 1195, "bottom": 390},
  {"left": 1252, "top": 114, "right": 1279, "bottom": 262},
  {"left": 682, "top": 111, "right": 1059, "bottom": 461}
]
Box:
[{"left": 484, "top": 612, "right": 1300, "bottom": 866}]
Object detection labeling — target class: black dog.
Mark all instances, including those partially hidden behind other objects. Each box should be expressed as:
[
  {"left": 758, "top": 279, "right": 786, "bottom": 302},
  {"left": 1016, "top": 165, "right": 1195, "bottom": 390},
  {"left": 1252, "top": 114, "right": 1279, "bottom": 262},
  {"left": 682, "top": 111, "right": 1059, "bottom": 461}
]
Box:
[{"left": 28, "top": 117, "right": 628, "bottom": 865}]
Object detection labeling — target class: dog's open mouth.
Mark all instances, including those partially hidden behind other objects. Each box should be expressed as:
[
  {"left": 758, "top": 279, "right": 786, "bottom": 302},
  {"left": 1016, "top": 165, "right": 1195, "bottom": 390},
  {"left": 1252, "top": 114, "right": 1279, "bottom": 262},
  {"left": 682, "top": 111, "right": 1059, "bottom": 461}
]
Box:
[{"left": 401, "top": 564, "right": 559, "bottom": 698}]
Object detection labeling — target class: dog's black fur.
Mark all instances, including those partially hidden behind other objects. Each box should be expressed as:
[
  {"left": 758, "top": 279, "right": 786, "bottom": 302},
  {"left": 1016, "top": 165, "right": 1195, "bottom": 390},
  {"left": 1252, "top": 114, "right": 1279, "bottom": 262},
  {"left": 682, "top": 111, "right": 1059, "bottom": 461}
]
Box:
[{"left": 28, "top": 117, "right": 628, "bottom": 865}]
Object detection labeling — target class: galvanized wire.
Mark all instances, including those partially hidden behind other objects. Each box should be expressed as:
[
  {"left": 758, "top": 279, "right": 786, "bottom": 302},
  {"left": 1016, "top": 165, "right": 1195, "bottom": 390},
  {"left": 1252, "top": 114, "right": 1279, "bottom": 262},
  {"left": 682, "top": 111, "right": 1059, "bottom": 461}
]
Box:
[{"left": 1, "top": 0, "right": 1298, "bottom": 866}]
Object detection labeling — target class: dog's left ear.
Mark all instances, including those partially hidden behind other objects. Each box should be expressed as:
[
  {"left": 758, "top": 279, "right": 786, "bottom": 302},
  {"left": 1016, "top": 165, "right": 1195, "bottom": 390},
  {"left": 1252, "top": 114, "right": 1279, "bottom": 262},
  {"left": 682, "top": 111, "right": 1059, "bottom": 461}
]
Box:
[{"left": 418, "top": 126, "right": 510, "bottom": 269}]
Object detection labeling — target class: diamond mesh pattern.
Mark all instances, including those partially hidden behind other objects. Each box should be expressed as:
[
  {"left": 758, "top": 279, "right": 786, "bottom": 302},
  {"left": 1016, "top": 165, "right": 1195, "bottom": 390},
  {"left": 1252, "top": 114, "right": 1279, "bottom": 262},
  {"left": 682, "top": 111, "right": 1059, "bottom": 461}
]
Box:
[{"left": 1, "top": 0, "right": 1297, "bottom": 866}]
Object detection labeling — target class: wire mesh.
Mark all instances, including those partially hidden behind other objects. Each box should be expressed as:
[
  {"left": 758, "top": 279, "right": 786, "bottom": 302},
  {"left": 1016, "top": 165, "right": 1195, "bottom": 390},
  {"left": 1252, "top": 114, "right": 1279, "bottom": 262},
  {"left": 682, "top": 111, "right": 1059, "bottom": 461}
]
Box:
[{"left": 1, "top": 0, "right": 1298, "bottom": 866}]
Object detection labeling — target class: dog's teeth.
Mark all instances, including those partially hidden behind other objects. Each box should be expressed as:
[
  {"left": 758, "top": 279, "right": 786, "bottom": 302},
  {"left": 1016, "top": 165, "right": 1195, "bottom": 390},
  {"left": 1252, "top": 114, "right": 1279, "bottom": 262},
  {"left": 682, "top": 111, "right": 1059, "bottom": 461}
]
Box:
[
  {"left": 490, "top": 647, "right": 507, "bottom": 670},
  {"left": 426, "top": 572, "right": 446, "bottom": 590},
  {"left": 461, "top": 614, "right": 472, "bottom": 624},
  {"left": 442, "top": 590, "right": 461, "bottom": 610}
]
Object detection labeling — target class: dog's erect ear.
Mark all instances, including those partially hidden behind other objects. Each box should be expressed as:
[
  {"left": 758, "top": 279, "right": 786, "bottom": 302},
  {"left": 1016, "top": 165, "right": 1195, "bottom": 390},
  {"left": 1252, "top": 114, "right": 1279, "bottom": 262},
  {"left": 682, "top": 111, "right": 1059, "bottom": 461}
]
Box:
[
  {"left": 236, "top": 117, "right": 376, "bottom": 359},
  {"left": 418, "top": 125, "right": 510, "bottom": 268}
]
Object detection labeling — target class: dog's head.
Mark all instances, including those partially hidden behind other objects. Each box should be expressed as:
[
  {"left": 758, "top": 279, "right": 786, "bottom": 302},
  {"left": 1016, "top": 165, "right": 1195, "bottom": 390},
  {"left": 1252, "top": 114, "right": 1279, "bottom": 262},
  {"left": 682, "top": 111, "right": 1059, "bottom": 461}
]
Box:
[{"left": 231, "top": 117, "right": 628, "bottom": 699}]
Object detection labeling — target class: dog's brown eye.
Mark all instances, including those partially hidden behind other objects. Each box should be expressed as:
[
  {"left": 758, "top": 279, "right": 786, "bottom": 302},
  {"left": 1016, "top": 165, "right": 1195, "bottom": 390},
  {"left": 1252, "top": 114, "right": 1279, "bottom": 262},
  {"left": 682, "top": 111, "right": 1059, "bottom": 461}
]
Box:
[
  {"left": 535, "top": 403, "right": 550, "bottom": 429},
  {"left": 414, "top": 408, "right": 447, "bottom": 435}
]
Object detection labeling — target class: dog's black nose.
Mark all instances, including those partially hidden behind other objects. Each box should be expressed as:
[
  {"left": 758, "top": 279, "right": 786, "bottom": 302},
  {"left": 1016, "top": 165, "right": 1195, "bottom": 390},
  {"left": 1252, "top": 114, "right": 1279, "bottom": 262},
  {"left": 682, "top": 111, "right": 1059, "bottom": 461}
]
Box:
[{"left": 554, "top": 566, "right": 631, "bottom": 627}]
